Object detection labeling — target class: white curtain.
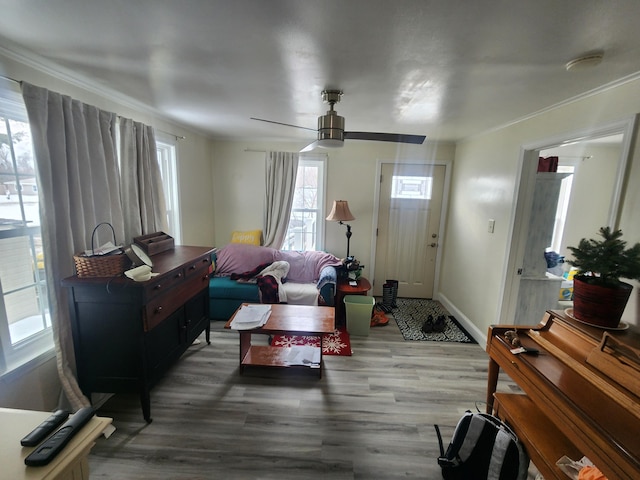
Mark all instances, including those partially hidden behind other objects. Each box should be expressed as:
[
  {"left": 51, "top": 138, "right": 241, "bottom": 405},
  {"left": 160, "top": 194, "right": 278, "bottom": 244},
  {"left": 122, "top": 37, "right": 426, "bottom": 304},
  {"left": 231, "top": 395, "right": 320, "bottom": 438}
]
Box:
[
  {"left": 119, "top": 118, "right": 167, "bottom": 244},
  {"left": 263, "top": 151, "right": 298, "bottom": 248},
  {"left": 22, "top": 82, "right": 125, "bottom": 410}
]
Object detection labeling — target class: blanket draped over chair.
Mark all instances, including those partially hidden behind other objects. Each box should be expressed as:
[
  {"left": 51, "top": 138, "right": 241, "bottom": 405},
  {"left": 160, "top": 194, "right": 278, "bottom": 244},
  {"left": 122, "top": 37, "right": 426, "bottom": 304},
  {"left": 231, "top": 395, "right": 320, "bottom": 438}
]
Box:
[{"left": 231, "top": 261, "right": 291, "bottom": 303}]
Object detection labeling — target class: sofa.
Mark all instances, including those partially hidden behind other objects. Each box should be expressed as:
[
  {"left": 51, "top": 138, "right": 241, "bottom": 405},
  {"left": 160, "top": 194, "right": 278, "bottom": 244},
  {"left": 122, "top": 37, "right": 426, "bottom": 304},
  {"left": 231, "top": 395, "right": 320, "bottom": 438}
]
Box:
[{"left": 209, "top": 243, "right": 343, "bottom": 320}]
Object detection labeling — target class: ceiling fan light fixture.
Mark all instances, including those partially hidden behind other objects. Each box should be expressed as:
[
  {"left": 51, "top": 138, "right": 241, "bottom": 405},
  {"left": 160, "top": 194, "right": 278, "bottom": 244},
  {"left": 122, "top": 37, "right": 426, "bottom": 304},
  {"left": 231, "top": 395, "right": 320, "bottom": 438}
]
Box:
[
  {"left": 565, "top": 52, "right": 604, "bottom": 72},
  {"left": 316, "top": 138, "right": 344, "bottom": 148}
]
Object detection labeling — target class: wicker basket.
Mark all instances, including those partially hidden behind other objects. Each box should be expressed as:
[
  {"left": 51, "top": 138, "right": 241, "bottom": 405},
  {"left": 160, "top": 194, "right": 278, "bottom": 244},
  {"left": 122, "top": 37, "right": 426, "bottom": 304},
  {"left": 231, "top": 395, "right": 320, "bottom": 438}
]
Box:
[{"left": 74, "top": 222, "right": 130, "bottom": 277}]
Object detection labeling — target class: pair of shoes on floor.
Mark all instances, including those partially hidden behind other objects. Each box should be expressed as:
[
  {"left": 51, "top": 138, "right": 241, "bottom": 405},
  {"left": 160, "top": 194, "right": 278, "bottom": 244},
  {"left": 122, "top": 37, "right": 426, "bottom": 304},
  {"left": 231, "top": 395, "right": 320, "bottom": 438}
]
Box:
[
  {"left": 422, "top": 315, "right": 434, "bottom": 333},
  {"left": 433, "top": 315, "right": 447, "bottom": 332},
  {"left": 422, "top": 314, "right": 447, "bottom": 334},
  {"left": 371, "top": 310, "right": 389, "bottom": 327}
]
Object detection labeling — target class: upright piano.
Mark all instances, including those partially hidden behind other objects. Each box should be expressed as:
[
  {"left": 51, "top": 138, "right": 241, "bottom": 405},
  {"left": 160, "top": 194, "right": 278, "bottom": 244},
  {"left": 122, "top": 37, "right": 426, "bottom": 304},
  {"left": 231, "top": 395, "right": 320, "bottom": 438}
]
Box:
[{"left": 486, "top": 310, "right": 640, "bottom": 480}]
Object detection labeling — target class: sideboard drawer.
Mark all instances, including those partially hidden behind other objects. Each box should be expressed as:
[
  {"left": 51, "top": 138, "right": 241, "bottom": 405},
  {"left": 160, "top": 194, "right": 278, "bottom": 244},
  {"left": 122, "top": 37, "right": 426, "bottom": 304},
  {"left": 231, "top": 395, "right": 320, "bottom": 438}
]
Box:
[
  {"left": 146, "top": 268, "right": 185, "bottom": 299},
  {"left": 184, "top": 254, "right": 212, "bottom": 278},
  {"left": 144, "top": 254, "right": 209, "bottom": 300},
  {"left": 144, "top": 266, "right": 210, "bottom": 331}
]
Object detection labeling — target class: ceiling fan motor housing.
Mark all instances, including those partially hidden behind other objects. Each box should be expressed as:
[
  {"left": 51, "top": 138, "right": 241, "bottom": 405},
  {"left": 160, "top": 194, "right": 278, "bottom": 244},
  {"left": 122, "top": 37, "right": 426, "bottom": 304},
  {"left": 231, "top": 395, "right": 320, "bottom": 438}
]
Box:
[
  {"left": 253, "top": 88, "right": 425, "bottom": 151},
  {"left": 318, "top": 110, "right": 345, "bottom": 144}
]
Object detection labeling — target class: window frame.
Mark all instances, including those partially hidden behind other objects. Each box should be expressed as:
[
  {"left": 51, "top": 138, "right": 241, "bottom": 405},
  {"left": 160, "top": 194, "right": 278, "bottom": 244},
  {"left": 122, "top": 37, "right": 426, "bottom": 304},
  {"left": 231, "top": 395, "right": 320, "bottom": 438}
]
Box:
[
  {"left": 0, "top": 80, "right": 54, "bottom": 375},
  {"left": 282, "top": 154, "right": 327, "bottom": 252},
  {"left": 155, "top": 135, "right": 182, "bottom": 245}
]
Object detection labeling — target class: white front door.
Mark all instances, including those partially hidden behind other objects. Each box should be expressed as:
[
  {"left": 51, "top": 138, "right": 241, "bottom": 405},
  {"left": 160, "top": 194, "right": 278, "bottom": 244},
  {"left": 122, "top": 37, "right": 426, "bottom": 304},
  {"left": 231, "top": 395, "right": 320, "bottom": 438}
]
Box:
[{"left": 373, "top": 164, "right": 445, "bottom": 298}]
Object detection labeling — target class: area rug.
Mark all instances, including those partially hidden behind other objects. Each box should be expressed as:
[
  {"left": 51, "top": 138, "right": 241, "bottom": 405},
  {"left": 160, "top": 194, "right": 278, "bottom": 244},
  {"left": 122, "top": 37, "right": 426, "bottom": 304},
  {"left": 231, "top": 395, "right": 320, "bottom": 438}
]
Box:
[
  {"left": 271, "top": 328, "right": 352, "bottom": 356},
  {"left": 391, "top": 298, "right": 475, "bottom": 343}
]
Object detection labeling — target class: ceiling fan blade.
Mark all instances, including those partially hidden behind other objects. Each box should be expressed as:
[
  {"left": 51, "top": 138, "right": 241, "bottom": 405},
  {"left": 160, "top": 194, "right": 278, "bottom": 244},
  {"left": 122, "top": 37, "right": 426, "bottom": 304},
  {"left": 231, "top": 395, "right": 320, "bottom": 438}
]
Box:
[
  {"left": 344, "top": 131, "right": 426, "bottom": 145},
  {"left": 300, "top": 140, "right": 319, "bottom": 153},
  {"left": 250, "top": 117, "right": 316, "bottom": 132}
]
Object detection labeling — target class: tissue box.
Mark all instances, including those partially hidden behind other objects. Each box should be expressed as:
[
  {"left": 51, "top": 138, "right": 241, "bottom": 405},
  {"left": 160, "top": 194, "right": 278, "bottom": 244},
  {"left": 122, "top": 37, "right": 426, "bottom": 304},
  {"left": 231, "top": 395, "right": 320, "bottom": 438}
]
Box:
[
  {"left": 559, "top": 280, "right": 573, "bottom": 301},
  {"left": 133, "top": 232, "right": 174, "bottom": 256}
]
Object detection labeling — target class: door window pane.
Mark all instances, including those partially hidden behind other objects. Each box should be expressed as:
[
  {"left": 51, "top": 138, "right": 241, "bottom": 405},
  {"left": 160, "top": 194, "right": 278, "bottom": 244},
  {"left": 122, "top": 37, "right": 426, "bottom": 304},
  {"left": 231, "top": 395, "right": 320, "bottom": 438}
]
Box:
[{"left": 391, "top": 175, "right": 432, "bottom": 199}]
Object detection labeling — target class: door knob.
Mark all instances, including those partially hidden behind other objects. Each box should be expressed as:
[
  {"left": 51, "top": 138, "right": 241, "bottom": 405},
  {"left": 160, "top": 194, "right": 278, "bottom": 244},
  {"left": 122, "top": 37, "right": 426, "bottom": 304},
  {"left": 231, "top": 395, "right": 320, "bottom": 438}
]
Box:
[{"left": 430, "top": 243, "right": 438, "bottom": 247}]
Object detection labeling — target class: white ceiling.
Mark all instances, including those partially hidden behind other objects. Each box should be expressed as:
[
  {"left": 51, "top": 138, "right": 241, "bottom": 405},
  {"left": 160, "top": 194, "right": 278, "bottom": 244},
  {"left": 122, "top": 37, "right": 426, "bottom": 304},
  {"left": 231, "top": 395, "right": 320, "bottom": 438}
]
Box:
[{"left": 2, "top": 0, "right": 640, "bottom": 144}]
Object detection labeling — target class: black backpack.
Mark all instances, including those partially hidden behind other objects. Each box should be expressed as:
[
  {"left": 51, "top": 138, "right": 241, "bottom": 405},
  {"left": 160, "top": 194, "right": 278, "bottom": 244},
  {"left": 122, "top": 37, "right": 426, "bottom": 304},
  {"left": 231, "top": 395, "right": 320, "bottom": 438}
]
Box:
[{"left": 434, "top": 411, "right": 529, "bottom": 480}]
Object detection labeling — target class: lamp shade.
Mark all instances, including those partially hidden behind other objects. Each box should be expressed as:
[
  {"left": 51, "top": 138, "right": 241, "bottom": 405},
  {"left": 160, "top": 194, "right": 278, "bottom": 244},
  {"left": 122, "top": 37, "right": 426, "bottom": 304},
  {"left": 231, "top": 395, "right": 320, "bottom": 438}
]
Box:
[{"left": 326, "top": 200, "right": 355, "bottom": 222}]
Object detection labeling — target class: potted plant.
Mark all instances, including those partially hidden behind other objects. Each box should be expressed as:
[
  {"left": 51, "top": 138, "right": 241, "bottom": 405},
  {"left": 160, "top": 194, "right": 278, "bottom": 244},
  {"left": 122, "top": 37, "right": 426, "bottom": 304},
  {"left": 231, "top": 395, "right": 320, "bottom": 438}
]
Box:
[{"left": 566, "top": 226, "right": 640, "bottom": 328}]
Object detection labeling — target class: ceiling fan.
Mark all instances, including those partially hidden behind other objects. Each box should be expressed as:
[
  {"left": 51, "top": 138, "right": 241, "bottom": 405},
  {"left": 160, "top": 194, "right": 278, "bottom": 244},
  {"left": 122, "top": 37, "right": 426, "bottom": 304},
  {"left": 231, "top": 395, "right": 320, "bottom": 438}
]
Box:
[{"left": 251, "top": 90, "right": 426, "bottom": 152}]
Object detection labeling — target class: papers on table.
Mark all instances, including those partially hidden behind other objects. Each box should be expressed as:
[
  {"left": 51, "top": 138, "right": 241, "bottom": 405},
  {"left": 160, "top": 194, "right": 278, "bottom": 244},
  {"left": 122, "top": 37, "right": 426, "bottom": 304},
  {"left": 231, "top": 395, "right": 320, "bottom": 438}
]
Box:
[
  {"left": 284, "top": 345, "right": 321, "bottom": 367},
  {"left": 230, "top": 304, "right": 272, "bottom": 330},
  {"left": 83, "top": 241, "right": 122, "bottom": 256}
]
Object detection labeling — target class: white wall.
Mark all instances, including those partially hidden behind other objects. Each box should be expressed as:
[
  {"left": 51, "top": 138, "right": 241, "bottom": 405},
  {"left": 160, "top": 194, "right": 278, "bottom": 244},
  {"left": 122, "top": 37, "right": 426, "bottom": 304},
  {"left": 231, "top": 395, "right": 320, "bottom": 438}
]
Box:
[
  {"left": 441, "top": 79, "right": 640, "bottom": 342},
  {"left": 211, "top": 140, "right": 456, "bottom": 269},
  {"left": 554, "top": 144, "right": 621, "bottom": 258},
  {"left": 0, "top": 358, "right": 60, "bottom": 411}
]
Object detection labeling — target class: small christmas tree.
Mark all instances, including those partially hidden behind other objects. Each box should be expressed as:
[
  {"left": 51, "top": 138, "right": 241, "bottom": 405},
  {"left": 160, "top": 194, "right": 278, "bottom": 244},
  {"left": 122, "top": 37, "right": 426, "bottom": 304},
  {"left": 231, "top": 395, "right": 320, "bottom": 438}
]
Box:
[{"left": 567, "top": 227, "right": 640, "bottom": 288}]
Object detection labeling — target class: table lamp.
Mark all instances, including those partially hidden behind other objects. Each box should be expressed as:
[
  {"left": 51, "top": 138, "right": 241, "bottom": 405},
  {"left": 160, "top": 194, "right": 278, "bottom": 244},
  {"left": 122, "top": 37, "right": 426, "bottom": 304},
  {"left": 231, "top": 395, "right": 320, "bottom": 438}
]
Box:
[{"left": 326, "top": 200, "right": 355, "bottom": 257}]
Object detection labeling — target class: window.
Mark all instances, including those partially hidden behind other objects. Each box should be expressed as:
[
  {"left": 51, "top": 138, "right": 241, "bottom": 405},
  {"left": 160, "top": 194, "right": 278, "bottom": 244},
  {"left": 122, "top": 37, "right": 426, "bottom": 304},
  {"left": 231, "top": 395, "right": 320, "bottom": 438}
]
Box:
[
  {"left": 0, "top": 81, "right": 53, "bottom": 373},
  {"left": 0, "top": 87, "right": 181, "bottom": 376},
  {"left": 282, "top": 155, "right": 326, "bottom": 251},
  {"left": 156, "top": 137, "right": 181, "bottom": 244},
  {"left": 391, "top": 175, "right": 432, "bottom": 199},
  {"left": 550, "top": 165, "right": 575, "bottom": 253}
]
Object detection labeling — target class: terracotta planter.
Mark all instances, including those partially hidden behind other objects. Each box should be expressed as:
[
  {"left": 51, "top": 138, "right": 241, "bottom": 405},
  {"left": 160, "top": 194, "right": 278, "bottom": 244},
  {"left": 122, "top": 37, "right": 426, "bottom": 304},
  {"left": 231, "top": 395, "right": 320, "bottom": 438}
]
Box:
[{"left": 572, "top": 275, "right": 633, "bottom": 328}]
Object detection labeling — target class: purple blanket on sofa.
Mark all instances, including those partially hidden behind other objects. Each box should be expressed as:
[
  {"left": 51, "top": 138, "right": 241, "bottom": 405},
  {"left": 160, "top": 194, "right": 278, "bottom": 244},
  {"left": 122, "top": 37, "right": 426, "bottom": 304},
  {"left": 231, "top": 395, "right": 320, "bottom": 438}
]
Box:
[{"left": 215, "top": 244, "right": 342, "bottom": 282}]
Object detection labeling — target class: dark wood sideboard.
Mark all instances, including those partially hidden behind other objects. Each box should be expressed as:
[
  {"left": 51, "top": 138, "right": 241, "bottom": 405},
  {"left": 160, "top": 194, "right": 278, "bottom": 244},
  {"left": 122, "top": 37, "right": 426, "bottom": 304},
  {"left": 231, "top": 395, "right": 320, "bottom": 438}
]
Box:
[
  {"left": 63, "top": 246, "right": 214, "bottom": 423},
  {"left": 486, "top": 310, "right": 640, "bottom": 480}
]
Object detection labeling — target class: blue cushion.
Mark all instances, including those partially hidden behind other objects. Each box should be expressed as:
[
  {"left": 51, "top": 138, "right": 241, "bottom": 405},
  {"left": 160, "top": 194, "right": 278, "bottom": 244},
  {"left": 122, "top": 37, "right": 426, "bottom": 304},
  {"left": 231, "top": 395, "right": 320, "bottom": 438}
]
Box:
[
  {"left": 209, "top": 276, "right": 260, "bottom": 301},
  {"left": 209, "top": 298, "right": 247, "bottom": 321}
]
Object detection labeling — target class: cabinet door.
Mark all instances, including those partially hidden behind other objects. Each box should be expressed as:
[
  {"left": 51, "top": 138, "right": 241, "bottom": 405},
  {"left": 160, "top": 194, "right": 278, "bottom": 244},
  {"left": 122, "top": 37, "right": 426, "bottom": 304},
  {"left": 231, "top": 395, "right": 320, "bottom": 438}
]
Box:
[
  {"left": 145, "top": 309, "right": 183, "bottom": 385},
  {"left": 73, "top": 299, "right": 142, "bottom": 392},
  {"left": 185, "top": 289, "right": 208, "bottom": 344}
]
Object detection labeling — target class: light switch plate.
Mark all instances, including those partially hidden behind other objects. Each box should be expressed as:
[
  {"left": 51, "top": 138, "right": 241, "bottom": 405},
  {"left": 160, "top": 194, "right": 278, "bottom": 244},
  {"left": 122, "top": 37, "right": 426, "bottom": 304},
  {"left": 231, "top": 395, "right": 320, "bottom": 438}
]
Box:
[{"left": 488, "top": 219, "right": 495, "bottom": 233}]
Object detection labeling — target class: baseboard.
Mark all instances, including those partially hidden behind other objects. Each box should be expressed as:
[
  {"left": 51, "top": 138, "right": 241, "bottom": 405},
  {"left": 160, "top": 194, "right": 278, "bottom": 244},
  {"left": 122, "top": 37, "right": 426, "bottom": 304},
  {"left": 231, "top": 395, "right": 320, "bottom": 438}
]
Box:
[{"left": 435, "top": 293, "right": 488, "bottom": 349}]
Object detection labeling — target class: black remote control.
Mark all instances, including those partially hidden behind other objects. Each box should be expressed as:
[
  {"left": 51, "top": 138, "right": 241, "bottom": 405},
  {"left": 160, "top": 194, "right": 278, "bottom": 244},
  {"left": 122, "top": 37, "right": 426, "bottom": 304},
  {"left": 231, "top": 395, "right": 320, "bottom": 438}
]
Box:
[
  {"left": 24, "top": 407, "right": 95, "bottom": 467},
  {"left": 20, "top": 409, "right": 69, "bottom": 447}
]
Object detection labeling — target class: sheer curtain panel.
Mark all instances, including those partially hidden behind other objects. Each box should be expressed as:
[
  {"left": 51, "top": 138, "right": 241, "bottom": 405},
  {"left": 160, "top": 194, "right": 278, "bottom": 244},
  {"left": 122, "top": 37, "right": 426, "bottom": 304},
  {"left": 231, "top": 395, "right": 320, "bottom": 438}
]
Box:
[
  {"left": 263, "top": 151, "right": 299, "bottom": 248},
  {"left": 22, "top": 82, "right": 125, "bottom": 410}
]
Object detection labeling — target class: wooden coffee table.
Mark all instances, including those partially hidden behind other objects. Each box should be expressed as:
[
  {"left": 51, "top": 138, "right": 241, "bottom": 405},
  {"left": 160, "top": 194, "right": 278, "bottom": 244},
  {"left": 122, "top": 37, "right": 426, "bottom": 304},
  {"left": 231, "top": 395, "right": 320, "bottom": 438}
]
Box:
[{"left": 224, "top": 303, "right": 335, "bottom": 377}]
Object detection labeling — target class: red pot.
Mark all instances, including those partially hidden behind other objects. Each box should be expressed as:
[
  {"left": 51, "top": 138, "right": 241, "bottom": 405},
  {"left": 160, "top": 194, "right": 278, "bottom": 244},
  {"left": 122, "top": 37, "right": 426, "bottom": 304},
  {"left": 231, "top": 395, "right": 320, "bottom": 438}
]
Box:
[{"left": 572, "top": 275, "right": 633, "bottom": 328}]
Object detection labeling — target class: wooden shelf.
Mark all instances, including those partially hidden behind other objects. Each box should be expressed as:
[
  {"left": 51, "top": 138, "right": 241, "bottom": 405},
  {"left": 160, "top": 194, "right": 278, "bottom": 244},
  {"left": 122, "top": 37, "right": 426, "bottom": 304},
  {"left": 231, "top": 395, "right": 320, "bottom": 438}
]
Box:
[
  {"left": 241, "top": 345, "right": 321, "bottom": 370},
  {"left": 493, "top": 393, "right": 582, "bottom": 480}
]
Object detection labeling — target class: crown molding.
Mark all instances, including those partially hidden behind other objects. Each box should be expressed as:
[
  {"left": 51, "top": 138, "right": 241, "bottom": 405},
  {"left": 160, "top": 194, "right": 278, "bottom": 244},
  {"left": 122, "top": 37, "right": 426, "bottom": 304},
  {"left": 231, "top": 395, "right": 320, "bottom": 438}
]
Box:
[
  {"left": 1, "top": 45, "right": 153, "bottom": 112},
  {"left": 0, "top": 45, "right": 212, "bottom": 138},
  {"left": 462, "top": 69, "right": 640, "bottom": 143}
]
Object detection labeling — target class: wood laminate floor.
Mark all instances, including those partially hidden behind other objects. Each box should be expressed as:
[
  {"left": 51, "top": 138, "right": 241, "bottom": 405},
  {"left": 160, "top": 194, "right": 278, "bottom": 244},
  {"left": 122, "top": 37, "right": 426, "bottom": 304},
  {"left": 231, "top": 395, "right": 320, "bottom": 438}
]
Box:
[{"left": 89, "top": 317, "right": 537, "bottom": 479}]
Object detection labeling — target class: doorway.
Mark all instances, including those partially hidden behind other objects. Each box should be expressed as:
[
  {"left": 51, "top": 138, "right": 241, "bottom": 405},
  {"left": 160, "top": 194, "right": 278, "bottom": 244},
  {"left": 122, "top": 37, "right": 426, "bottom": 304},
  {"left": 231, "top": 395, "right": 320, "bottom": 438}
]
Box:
[
  {"left": 373, "top": 163, "right": 446, "bottom": 298},
  {"left": 499, "top": 117, "right": 636, "bottom": 325}
]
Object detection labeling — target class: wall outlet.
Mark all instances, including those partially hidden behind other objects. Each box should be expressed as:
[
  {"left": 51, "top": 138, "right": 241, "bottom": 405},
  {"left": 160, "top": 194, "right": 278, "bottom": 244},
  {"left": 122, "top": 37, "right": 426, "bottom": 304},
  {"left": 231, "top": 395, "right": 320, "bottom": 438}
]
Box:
[{"left": 488, "top": 219, "right": 495, "bottom": 233}]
